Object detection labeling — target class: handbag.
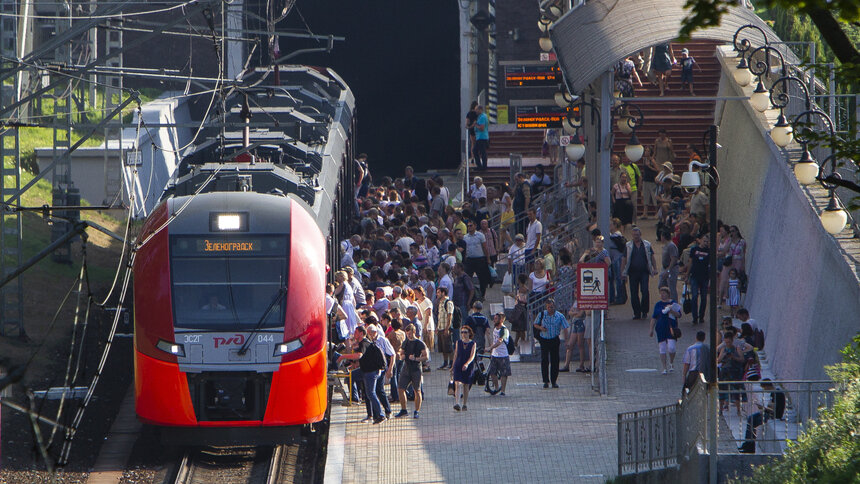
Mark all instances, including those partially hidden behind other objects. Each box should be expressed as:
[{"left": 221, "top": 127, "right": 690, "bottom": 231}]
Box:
[
  {"left": 722, "top": 254, "right": 733, "bottom": 267},
  {"left": 681, "top": 284, "right": 692, "bottom": 315},
  {"left": 447, "top": 380, "right": 456, "bottom": 396},
  {"left": 533, "top": 311, "right": 544, "bottom": 340},
  {"left": 671, "top": 326, "right": 682, "bottom": 339}
]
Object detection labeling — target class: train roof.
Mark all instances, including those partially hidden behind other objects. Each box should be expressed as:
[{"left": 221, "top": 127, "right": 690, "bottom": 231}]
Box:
[{"left": 163, "top": 66, "right": 354, "bottom": 236}]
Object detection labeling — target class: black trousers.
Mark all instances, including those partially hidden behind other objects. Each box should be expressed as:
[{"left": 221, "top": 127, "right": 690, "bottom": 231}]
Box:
[
  {"left": 628, "top": 272, "right": 650, "bottom": 317},
  {"left": 540, "top": 336, "right": 561, "bottom": 384},
  {"left": 464, "top": 256, "right": 491, "bottom": 299},
  {"left": 474, "top": 139, "right": 488, "bottom": 169}
]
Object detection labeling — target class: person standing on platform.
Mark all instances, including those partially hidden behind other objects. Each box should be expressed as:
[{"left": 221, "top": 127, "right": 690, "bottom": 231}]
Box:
[
  {"left": 687, "top": 234, "right": 710, "bottom": 325},
  {"left": 474, "top": 105, "right": 489, "bottom": 170},
  {"left": 435, "top": 286, "right": 455, "bottom": 369},
  {"left": 649, "top": 287, "right": 682, "bottom": 375},
  {"left": 486, "top": 313, "right": 512, "bottom": 396},
  {"left": 620, "top": 156, "right": 642, "bottom": 224},
  {"left": 465, "top": 101, "right": 478, "bottom": 165},
  {"left": 525, "top": 208, "right": 542, "bottom": 266},
  {"left": 659, "top": 228, "right": 680, "bottom": 301},
  {"left": 621, "top": 227, "right": 658, "bottom": 320},
  {"left": 462, "top": 220, "right": 492, "bottom": 300},
  {"left": 513, "top": 173, "right": 531, "bottom": 238},
  {"left": 395, "top": 324, "right": 428, "bottom": 419},
  {"left": 532, "top": 298, "right": 569, "bottom": 389},
  {"left": 682, "top": 330, "right": 710, "bottom": 396},
  {"left": 338, "top": 326, "right": 386, "bottom": 424},
  {"left": 451, "top": 326, "right": 477, "bottom": 411},
  {"left": 463, "top": 301, "right": 491, "bottom": 356},
  {"left": 366, "top": 324, "right": 395, "bottom": 419}
]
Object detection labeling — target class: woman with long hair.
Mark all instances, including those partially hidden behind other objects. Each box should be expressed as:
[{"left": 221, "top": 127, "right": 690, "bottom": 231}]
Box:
[{"left": 451, "top": 325, "right": 477, "bottom": 411}]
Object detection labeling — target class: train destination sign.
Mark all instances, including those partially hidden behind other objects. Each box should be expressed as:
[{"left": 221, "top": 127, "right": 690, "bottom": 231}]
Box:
[
  {"left": 200, "top": 239, "right": 260, "bottom": 252},
  {"left": 515, "top": 105, "right": 578, "bottom": 129},
  {"left": 504, "top": 64, "right": 561, "bottom": 88}
]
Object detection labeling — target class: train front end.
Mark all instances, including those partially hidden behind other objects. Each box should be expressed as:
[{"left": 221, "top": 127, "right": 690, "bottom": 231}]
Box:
[{"left": 133, "top": 191, "right": 327, "bottom": 441}]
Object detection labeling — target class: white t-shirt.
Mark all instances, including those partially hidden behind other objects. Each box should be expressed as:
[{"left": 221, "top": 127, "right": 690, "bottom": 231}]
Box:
[
  {"left": 491, "top": 326, "right": 510, "bottom": 358},
  {"left": 508, "top": 243, "right": 526, "bottom": 268},
  {"left": 526, "top": 220, "right": 542, "bottom": 250},
  {"left": 470, "top": 184, "right": 487, "bottom": 202},
  {"left": 439, "top": 186, "right": 450, "bottom": 206},
  {"left": 530, "top": 272, "right": 549, "bottom": 293},
  {"left": 396, "top": 236, "right": 415, "bottom": 254},
  {"left": 438, "top": 274, "right": 454, "bottom": 299},
  {"left": 417, "top": 298, "right": 434, "bottom": 331}
]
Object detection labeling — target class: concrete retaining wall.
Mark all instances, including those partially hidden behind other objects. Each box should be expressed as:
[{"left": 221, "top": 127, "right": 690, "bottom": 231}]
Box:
[{"left": 713, "top": 46, "right": 860, "bottom": 381}]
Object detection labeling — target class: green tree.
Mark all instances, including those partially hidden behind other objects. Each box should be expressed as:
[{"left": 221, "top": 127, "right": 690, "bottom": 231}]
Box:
[{"left": 732, "top": 334, "right": 860, "bottom": 483}]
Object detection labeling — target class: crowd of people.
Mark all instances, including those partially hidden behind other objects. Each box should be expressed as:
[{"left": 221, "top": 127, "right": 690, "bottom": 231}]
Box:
[{"left": 333, "top": 122, "right": 765, "bottom": 436}]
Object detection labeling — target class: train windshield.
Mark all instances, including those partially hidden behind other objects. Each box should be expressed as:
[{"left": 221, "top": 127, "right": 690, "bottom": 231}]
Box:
[{"left": 170, "top": 235, "right": 288, "bottom": 330}]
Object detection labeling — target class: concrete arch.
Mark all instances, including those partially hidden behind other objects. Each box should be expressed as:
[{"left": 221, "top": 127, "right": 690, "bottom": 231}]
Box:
[{"left": 549, "top": 0, "right": 788, "bottom": 93}]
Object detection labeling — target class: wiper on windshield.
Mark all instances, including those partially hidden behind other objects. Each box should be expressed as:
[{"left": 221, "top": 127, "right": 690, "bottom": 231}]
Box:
[{"left": 237, "top": 286, "right": 287, "bottom": 356}]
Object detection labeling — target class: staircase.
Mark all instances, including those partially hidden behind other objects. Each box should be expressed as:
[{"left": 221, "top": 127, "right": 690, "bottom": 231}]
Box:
[
  {"left": 486, "top": 128, "right": 545, "bottom": 160},
  {"left": 611, "top": 40, "right": 722, "bottom": 170}
]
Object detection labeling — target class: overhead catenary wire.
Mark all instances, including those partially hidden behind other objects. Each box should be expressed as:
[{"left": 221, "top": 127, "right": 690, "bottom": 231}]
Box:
[{"left": 0, "top": 0, "right": 199, "bottom": 19}]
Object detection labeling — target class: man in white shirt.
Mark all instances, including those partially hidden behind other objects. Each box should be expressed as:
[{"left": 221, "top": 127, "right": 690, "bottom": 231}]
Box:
[
  {"left": 469, "top": 176, "right": 487, "bottom": 205},
  {"left": 395, "top": 228, "right": 415, "bottom": 255},
  {"left": 345, "top": 267, "right": 365, "bottom": 306},
  {"left": 525, "top": 208, "right": 542, "bottom": 264},
  {"left": 682, "top": 330, "right": 710, "bottom": 394},
  {"left": 485, "top": 313, "right": 512, "bottom": 395},
  {"left": 437, "top": 263, "right": 455, "bottom": 299}
]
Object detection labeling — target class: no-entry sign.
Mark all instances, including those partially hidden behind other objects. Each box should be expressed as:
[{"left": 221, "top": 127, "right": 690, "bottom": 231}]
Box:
[{"left": 576, "top": 263, "right": 608, "bottom": 310}]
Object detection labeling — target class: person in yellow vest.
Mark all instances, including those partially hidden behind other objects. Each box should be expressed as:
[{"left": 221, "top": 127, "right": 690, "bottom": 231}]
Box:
[{"left": 621, "top": 157, "right": 642, "bottom": 224}]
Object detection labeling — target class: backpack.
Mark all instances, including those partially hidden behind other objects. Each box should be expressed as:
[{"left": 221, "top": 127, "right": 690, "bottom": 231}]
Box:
[
  {"left": 502, "top": 327, "right": 516, "bottom": 355},
  {"left": 610, "top": 233, "right": 627, "bottom": 253},
  {"left": 451, "top": 305, "right": 462, "bottom": 330},
  {"left": 753, "top": 328, "right": 765, "bottom": 350}
]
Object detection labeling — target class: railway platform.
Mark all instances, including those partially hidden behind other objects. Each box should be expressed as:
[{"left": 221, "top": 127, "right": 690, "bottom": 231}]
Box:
[{"left": 324, "top": 280, "right": 691, "bottom": 484}]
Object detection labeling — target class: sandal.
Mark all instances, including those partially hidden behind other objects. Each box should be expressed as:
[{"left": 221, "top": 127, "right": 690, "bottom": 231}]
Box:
[{"left": 575, "top": 367, "right": 586, "bottom": 373}]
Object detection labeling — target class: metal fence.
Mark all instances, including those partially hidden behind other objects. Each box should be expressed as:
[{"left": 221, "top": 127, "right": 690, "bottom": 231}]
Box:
[
  {"left": 617, "top": 374, "right": 708, "bottom": 475},
  {"left": 716, "top": 379, "right": 836, "bottom": 455}
]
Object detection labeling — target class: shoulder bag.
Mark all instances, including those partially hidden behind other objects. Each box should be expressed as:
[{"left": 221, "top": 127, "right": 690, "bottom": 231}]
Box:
[{"left": 533, "top": 311, "right": 545, "bottom": 340}]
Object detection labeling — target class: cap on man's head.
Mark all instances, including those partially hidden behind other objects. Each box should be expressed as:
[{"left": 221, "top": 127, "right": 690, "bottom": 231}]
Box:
[{"left": 681, "top": 48, "right": 689, "bottom": 55}]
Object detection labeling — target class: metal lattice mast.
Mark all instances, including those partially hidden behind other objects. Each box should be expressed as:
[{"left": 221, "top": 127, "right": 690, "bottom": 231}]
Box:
[
  {"left": 49, "top": 0, "right": 75, "bottom": 263},
  {"left": 0, "top": 0, "right": 25, "bottom": 337},
  {"left": 102, "top": 16, "right": 124, "bottom": 205}
]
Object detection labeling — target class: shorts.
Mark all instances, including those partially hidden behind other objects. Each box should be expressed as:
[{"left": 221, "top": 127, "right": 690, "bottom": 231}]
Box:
[
  {"left": 571, "top": 319, "right": 585, "bottom": 334},
  {"left": 681, "top": 70, "right": 693, "bottom": 84},
  {"left": 487, "top": 356, "right": 512, "bottom": 377},
  {"left": 658, "top": 339, "right": 677, "bottom": 355},
  {"left": 398, "top": 365, "right": 423, "bottom": 390}
]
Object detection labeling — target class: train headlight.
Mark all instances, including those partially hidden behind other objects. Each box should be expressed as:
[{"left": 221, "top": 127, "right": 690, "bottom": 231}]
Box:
[
  {"left": 273, "top": 338, "right": 303, "bottom": 357},
  {"left": 209, "top": 212, "right": 248, "bottom": 232},
  {"left": 156, "top": 339, "right": 186, "bottom": 357}
]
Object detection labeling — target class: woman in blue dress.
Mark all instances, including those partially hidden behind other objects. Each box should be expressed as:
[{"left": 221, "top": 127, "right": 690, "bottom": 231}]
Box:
[
  {"left": 451, "top": 325, "right": 477, "bottom": 411},
  {"left": 649, "top": 286, "right": 682, "bottom": 374},
  {"left": 652, "top": 43, "right": 676, "bottom": 97}
]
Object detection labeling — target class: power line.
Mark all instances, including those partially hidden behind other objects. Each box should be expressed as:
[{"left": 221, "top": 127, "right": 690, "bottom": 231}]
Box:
[{"left": 0, "top": 0, "right": 198, "bottom": 19}]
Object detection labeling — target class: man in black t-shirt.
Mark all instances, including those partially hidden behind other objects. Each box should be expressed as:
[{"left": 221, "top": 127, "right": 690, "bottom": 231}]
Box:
[
  {"left": 395, "top": 324, "right": 428, "bottom": 419},
  {"left": 687, "top": 235, "right": 710, "bottom": 325}
]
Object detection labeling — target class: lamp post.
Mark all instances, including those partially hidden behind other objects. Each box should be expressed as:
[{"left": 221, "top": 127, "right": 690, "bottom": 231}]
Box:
[
  {"left": 562, "top": 93, "right": 602, "bottom": 162},
  {"left": 731, "top": 24, "right": 770, "bottom": 87},
  {"left": 681, "top": 126, "right": 719, "bottom": 484},
  {"left": 766, "top": 74, "right": 812, "bottom": 148},
  {"left": 746, "top": 44, "right": 788, "bottom": 113},
  {"left": 617, "top": 102, "right": 644, "bottom": 162}
]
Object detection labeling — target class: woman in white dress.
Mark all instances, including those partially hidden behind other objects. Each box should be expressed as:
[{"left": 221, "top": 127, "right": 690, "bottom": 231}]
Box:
[{"left": 334, "top": 271, "right": 360, "bottom": 334}]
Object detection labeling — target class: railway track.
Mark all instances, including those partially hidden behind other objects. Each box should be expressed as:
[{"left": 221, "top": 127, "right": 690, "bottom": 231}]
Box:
[{"left": 170, "top": 439, "right": 319, "bottom": 484}]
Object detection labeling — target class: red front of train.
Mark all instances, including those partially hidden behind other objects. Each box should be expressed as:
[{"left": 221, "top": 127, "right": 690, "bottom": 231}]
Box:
[{"left": 133, "top": 192, "right": 328, "bottom": 429}]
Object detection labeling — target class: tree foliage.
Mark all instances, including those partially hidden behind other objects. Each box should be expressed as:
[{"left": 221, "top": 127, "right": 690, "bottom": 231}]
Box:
[{"left": 733, "top": 334, "right": 860, "bottom": 484}]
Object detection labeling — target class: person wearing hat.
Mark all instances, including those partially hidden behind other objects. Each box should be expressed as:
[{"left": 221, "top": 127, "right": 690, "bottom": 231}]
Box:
[
  {"left": 639, "top": 145, "right": 661, "bottom": 219},
  {"left": 649, "top": 286, "right": 682, "bottom": 375},
  {"left": 653, "top": 129, "right": 675, "bottom": 177},
  {"left": 679, "top": 47, "right": 702, "bottom": 95}
]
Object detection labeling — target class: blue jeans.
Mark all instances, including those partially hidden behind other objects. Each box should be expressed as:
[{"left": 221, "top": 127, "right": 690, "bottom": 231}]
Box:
[
  {"left": 390, "top": 359, "right": 403, "bottom": 398},
  {"left": 689, "top": 277, "right": 708, "bottom": 321},
  {"left": 610, "top": 258, "right": 626, "bottom": 303},
  {"left": 362, "top": 370, "right": 384, "bottom": 419}
]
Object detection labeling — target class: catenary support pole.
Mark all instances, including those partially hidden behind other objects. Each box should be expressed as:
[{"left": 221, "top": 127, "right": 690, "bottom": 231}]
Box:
[
  {"left": 707, "top": 124, "right": 718, "bottom": 484},
  {"left": 598, "top": 71, "right": 613, "bottom": 237}
]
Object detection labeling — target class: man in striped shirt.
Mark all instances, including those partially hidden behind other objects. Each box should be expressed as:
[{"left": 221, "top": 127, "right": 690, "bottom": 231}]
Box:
[{"left": 532, "top": 298, "right": 569, "bottom": 388}]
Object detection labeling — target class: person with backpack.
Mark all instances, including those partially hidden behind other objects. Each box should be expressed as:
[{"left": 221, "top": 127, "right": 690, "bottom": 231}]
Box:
[
  {"left": 435, "top": 286, "right": 456, "bottom": 369},
  {"left": 464, "top": 301, "right": 491, "bottom": 356},
  {"left": 608, "top": 218, "right": 628, "bottom": 305},
  {"left": 485, "top": 313, "right": 513, "bottom": 396},
  {"left": 682, "top": 330, "right": 711, "bottom": 396}
]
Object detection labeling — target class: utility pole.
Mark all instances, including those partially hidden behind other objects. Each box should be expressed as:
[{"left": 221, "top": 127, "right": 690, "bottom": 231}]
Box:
[{"left": 706, "top": 124, "right": 719, "bottom": 484}]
